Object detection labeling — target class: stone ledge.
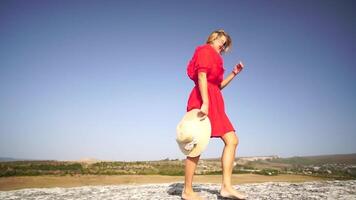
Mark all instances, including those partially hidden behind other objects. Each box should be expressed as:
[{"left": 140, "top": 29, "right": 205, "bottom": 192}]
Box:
[{"left": 0, "top": 180, "right": 355, "bottom": 199}]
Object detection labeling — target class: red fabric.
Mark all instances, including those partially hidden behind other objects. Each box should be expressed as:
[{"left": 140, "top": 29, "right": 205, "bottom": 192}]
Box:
[{"left": 186, "top": 44, "right": 235, "bottom": 138}]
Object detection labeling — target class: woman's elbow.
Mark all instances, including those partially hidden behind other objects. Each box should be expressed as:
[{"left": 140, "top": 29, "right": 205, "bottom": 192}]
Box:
[{"left": 197, "top": 72, "right": 207, "bottom": 80}]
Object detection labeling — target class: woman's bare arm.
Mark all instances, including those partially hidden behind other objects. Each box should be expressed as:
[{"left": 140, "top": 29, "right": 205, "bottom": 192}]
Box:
[
  {"left": 220, "top": 62, "right": 244, "bottom": 90},
  {"left": 198, "top": 72, "right": 209, "bottom": 115},
  {"left": 220, "top": 72, "right": 236, "bottom": 90}
]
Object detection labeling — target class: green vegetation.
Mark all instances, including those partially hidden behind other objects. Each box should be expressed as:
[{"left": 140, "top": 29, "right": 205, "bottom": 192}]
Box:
[
  {"left": 0, "top": 160, "right": 185, "bottom": 177},
  {"left": 0, "top": 154, "right": 355, "bottom": 179},
  {"left": 0, "top": 161, "right": 83, "bottom": 177},
  {"left": 202, "top": 170, "right": 222, "bottom": 175},
  {"left": 256, "top": 168, "right": 279, "bottom": 176}
]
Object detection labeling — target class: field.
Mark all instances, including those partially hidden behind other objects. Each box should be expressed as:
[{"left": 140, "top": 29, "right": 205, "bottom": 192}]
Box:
[
  {"left": 0, "top": 174, "right": 330, "bottom": 191},
  {"left": 0, "top": 153, "right": 355, "bottom": 191}
]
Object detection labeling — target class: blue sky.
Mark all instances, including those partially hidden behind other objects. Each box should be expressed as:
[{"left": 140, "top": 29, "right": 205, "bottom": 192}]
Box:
[{"left": 0, "top": 0, "right": 355, "bottom": 161}]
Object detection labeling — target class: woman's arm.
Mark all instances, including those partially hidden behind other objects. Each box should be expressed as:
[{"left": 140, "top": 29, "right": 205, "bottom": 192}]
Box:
[
  {"left": 198, "top": 72, "right": 209, "bottom": 115},
  {"left": 219, "top": 61, "right": 244, "bottom": 90},
  {"left": 220, "top": 72, "right": 236, "bottom": 90}
]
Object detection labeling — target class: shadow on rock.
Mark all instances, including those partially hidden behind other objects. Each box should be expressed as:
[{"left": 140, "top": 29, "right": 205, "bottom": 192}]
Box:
[
  {"left": 197, "top": 186, "right": 233, "bottom": 200},
  {"left": 167, "top": 183, "right": 184, "bottom": 197},
  {"left": 167, "top": 182, "right": 232, "bottom": 199}
]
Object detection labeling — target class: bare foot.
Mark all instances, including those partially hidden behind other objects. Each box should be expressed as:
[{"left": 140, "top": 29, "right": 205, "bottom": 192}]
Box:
[
  {"left": 181, "top": 190, "right": 204, "bottom": 200},
  {"left": 220, "top": 186, "right": 248, "bottom": 199}
]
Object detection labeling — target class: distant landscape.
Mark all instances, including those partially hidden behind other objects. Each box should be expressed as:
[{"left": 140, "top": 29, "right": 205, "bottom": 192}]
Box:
[{"left": 1, "top": 153, "right": 355, "bottom": 179}]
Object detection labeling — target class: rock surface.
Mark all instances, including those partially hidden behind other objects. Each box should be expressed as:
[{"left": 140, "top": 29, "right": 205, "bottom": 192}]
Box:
[{"left": 0, "top": 180, "right": 355, "bottom": 199}]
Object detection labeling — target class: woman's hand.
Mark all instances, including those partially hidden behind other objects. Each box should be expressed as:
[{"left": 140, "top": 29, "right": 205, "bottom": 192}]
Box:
[
  {"left": 198, "top": 102, "right": 209, "bottom": 119},
  {"left": 232, "top": 61, "right": 244, "bottom": 75}
]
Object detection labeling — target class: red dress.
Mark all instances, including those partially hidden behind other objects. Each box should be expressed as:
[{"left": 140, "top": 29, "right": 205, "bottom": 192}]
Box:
[{"left": 186, "top": 44, "right": 235, "bottom": 138}]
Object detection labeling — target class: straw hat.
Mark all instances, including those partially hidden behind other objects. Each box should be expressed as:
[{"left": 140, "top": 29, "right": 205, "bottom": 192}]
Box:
[{"left": 176, "top": 109, "right": 211, "bottom": 157}]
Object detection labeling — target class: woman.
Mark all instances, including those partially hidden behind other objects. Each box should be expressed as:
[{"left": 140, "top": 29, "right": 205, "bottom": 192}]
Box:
[{"left": 182, "top": 29, "right": 248, "bottom": 200}]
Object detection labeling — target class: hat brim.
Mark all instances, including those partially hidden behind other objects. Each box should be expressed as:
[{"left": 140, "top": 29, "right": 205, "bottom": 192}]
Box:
[{"left": 176, "top": 109, "right": 211, "bottom": 157}]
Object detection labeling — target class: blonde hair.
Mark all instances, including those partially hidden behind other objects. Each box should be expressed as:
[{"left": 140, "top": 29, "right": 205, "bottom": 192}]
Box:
[{"left": 206, "top": 29, "right": 232, "bottom": 54}]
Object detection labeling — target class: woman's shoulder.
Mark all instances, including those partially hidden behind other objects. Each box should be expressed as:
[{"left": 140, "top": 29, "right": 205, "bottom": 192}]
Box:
[
  {"left": 194, "top": 44, "right": 221, "bottom": 61},
  {"left": 193, "top": 44, "right": 214, "bottom": 55},
  {"left": 195, "top": 43, "right": 210, "bottom": 50}
]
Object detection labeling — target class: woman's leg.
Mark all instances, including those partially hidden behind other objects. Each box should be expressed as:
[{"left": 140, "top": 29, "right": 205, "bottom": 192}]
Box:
[
  {"left": 221, "top": 131, "right": 238, "bottom": 188},
  {"left": 220, "top": 131, "right": 248, "bottom": 199},
  {"left": 182, "top": 155, "right": 203, "bottom": 199}
]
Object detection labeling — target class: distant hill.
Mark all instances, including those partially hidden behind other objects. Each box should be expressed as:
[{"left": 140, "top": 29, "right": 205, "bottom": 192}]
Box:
[
  {"left": 0, "top": 157, "right": 45, "bottom": 162},
  {"left": 202, "top": 153, "right": 356, "bottom": 164},
  {"left": 274, "top": 153, "right": 356, "bottom": 165},
  {"left": 0, "top": 157, "right": 24, "bottom": 162}
]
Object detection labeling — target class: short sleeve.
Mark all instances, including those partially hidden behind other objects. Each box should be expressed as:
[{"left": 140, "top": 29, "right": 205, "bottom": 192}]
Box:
[
  {"left": 187, "top": 45, "right": 215, "bottom": 81},
  {"left": 195, "top": 47, "right": 213, "bottom": 74}
]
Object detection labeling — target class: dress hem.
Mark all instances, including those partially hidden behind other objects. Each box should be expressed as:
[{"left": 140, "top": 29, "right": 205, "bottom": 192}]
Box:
[{"left": 210, "top": 129, "right": 236, "bottom": 138}]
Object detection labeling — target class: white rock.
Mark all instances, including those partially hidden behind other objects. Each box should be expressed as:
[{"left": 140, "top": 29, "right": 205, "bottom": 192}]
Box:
[{"left": 0, "top": 180, "right": 355, "bottom": 200}]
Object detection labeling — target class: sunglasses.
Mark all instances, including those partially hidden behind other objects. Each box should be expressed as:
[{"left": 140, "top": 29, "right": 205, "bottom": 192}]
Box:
[
  {"left": 220, "top": 39, "right": 227, "bottom": 49},
  {"left": 221, "top": 42, "right": 227, "bottom": 50},
  {"left": 215, "top": 37, "right": 227, "bottom": 50}
]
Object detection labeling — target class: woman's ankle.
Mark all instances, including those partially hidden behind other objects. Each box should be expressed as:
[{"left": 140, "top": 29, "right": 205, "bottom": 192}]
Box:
[
  {"left": 221, "top": 183, "right": 233, "bottom": 190},
  {"left": 183, "top": 186, "right": 195, "bottom": 194}
]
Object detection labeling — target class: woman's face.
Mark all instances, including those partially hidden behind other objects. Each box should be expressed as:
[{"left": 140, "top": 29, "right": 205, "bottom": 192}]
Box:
[{"left": 212, "top": 35, "right": 227, "bottom": 53}]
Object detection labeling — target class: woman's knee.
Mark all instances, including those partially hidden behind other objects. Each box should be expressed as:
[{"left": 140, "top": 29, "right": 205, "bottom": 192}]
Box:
[{"left": 222, "top": 131, "right": 239, "bottom": 146}]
